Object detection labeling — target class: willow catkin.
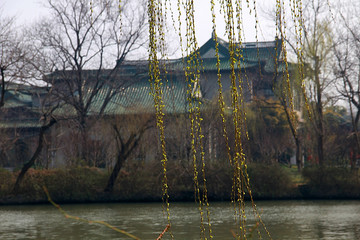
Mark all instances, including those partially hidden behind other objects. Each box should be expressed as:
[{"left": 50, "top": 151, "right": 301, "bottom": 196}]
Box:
[
  {"left": 148, "top": 1, "right": 173, "bottom": 238},
  {"left": 147, "top": 1, "right": 307, "bottom": 239}
]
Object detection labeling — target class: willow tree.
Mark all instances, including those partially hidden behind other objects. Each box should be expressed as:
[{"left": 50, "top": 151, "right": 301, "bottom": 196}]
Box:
[
  {"left": 267, "top": 0, "right": 335, "bottom": 168},
  {"left": 146, "top": 0, "right": 309, "bottom": 239},
  {"left": 54, "top": 0, "right": 310, "bottom": 239},
  {"left": 300, "top": 0, "right": 334, "bottom": 167}
]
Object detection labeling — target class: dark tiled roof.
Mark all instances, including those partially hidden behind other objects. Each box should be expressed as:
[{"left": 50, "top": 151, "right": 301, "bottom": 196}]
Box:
[
  {"left": 53, "top": 75, "right": 190, "bottom": 117},
  {"left": 0, "top": 119, "right": 41, "bottom": 129},
  {"left": 2, "top": 89, "right": 32, "bottom": 108},
  {"left": 91, "top": 78, "right": 188, "bottom": 115},
  {"left": 0, "top": 84, "right": 48, "bottom": 128},
  {"left": 174, "top": 36, "right": 289, "bottom": 73}
]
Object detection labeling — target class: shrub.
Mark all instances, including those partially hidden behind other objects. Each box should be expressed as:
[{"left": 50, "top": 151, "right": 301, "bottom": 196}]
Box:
[
  {"left": 302, "top": 167, "right": 360, "bottom": 198},
  {"left": 44, "top": 167, "right": 109, "bottom": 202},
  {"left": 115, "top": 162, "right": 162, "bottom": 201},
  {"left": 246, "top": 163, "right": 295, "bottom": 199},
  {"left": 4, "top": 168, "right": 109, "bottom": 203},
  {"left": 0, "top": 168, "right": 14, "bottom": 197}
]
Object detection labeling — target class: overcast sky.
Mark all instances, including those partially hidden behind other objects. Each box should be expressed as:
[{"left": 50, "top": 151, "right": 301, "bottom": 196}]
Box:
[
  {"left": 2, "top": 0, "right": 49, "bottom": 25},
  {"left": 2, "top": 0, "right": 275, "bottom": 47}
]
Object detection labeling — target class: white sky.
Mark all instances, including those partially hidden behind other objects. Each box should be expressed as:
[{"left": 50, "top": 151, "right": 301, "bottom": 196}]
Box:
[
  {"left": 2, "top": 0, "right": 49, "bottom": 26},
  {"left": 2, "top": 0, "right": 276, "bottom": 47}
]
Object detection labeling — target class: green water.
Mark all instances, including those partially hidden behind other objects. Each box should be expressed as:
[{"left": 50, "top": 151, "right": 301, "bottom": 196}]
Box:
[{"left": 0, "top": 200, "right": 359, "bottom": 239}]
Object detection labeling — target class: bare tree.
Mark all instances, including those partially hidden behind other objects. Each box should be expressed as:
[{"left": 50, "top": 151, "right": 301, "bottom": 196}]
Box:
[
  {"left": 37, "top": 0, "right": 148, "bottom": 165},
  {"left": 333, "top": 1, "right": 360, "bottom": 169},
  {"left": 0, "top": 10, "right": 59, "bottom": 188},
  {"left": 0, "top": 13, "right": 28, "bottom": 107},
  {"left": 13, "top": 109, "right": 58, "bottom": 192},
  {"left": 11, "top": 73, "right": 63, "bottom": 191},
  {"left": 3, "top": 62, "right": 66, "bottom": 191},
  {"left": 104, "top": 114, "right": 153, "bottom": 192}
]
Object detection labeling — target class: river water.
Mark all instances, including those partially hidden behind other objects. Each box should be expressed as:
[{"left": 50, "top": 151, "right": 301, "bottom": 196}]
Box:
[{"left": 0, "top": 200, "right": 359, "bottom": 239}]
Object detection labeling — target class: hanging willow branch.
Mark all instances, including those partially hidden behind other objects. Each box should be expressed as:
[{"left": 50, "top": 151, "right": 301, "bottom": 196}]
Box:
[
  {"left": 147, "top": 0, "right": 173, "bottom": 239},
  {"left": 43, "top": 186, "right": 140, "bottom": 240},
  {"left": 148, "top": 0, "right": 308, "bottom": 239}
]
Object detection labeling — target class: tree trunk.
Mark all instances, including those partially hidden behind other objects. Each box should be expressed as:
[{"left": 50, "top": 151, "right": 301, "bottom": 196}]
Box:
[
  {"left": 104, "top": 134, "right": 139, "bottom": 192},
  {"left": 13, "top": 117, "right": 57, "bottom": 193},
  {"left": 1, "top": 68, "right": 5, "bottom": 108},
  {"left": 104, "top": 152, "right": 126, "bottom": 192},
  {"left": 280, "top": 95, "right": 303, "bottom": 171},
  {"left": 295, "top": 137, "right": 303, "bottom": 172},
  {"left": 315, "top": 55, "right": 325, "bottom": 167},
  {"left": 317, "top": 132, "right": 324, "bottom": 166},
  {"left": 351, "top": 111, "right": 360, "bottom": 171},
  {"left": 351, "top": 146, "right": 356, "bottom": 170},
  {"left": 78, "top": 115, "right": 90, "bottom": 166},
  {"left": 104, "top": 122, "right": 151, "bottom": 192}
]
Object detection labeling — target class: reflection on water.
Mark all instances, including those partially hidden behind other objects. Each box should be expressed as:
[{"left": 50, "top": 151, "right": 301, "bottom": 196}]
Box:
[{"left": 0, "top": 201, "right": 360, "bottom": 239}]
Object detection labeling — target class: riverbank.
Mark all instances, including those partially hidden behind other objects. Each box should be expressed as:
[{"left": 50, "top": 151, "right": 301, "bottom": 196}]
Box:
[{"left": 1, "top": 163, "right": 360, "bottom": 204}]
